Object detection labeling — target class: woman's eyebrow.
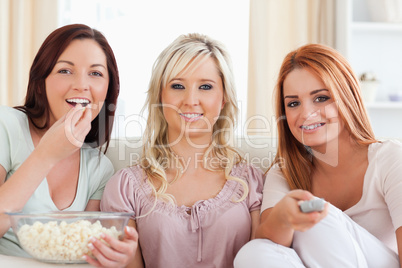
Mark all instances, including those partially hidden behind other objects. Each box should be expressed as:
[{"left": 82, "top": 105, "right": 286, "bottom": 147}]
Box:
[
  {"left": 90, "top": 63, "right": 107, "bottom": 69},
  {"left": 284, "top": 95, "right": 298, "bottom": 99},
  {"left": 310, "top": 89, "right": 328, "bottom": 95},
  {"left": 55, "top": 60, "right": 106, "bottom": 69},
  {"left": 199, "top": 79, "right": 217, "bottom": 84},
  {"left": 284, "top": 89, "right": 329, "bottom": 99},
  {"left": 56, "top": 60, "right": 74, "bottom": 66}
]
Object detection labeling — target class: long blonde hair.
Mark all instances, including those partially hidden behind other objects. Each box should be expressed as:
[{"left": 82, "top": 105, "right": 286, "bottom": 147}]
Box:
[
  {"left": 141, "top": 33, "right": 248, "bottom": 203},
  {"left": 273, "top": 43, "right": 376, "bottom": 191}
]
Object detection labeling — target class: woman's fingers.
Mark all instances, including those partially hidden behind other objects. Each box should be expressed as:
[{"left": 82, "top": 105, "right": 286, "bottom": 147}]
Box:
[
  {"left": 84, "top": 227, "right": 138, "bottom": 267},
  {"left": 282, "top": 190, "right": 328, "bottom": 232},
  {"left": 65, "top": 104, "right": 92, "bottom": 147},
  {"left": 83, "top": 254, "right": 102, "bottom": 267},
  {"left": 287, "top": 189, "right": 315, "bottom": 202},
  {"left": 123, "top": 226, "right": 139, "bottom": 243},
  {"left": 33, "top": 104, "right": 95, "bottom": 164},
  {"left": 84, "top": 236, "right": 123, "bottom": 267}
]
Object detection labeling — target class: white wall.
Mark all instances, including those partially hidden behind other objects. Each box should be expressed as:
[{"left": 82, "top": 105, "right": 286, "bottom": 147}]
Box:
[
  {"left": 58, "top": 0, "right": 250, "bottom": 138},
  {"left": 336, "top": 0, "right": 402, "bottom": 139}
]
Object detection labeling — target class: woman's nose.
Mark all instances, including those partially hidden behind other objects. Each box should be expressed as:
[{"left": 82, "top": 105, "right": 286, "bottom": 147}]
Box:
[
  {"left": 73, "top": 74, "right": 89, "bottom": 91},
  {"left": 183, "top": 88, "right": 199, "bottom": 106},
  {"left": 301, "top": 103, "right": 320, "bottom": 121}
]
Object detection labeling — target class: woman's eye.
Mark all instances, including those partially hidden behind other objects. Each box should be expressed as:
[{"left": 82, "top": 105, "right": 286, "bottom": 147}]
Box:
[
  {"left": 199, "top": 84, "right": 212, "bottom": 90},
  {"left": 171, "top": 84, "right": 184, "bottom": 90},
  {"left": 287, "top": 101, "right": 299, "bottom": 108},
  {"left": 90, "top": 71, "right": 103, "bottom": 77},
  {"left": 315, "top": 96, "right": 330, "bottom": 102},
  {"left": 58, "top": 69, "right": 71, "bottom": 74}
]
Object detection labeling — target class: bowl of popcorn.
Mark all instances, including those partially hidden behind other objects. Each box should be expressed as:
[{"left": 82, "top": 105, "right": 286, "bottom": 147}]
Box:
[{"left": 6, "top": 211, "right": 133, "bottom": 264}]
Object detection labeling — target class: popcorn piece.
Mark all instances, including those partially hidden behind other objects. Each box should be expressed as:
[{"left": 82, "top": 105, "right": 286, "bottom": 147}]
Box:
[{"left": 17, "top": 220, "right": 122, "bottom": 261}]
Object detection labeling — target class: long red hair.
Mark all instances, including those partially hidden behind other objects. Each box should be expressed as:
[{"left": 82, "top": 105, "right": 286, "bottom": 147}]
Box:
[{"left": 272, "top": 44, "right": 376, "bottom": 191}]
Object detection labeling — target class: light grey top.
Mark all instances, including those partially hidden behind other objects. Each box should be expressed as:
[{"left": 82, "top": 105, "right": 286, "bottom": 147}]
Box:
[{"left": 0, "top": 106, "right": 114, "bottom": 257}]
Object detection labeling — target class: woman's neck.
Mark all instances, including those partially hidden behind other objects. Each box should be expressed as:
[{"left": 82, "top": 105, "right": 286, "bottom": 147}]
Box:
[
  {"left": 168, "top": 135, "right": 213, "bottom": 173},
  {"left": 29, "top": 120, "right": 48, "bottom": 146},
  {"left": 312, "top": 133, "right": 369, "bottom": 174}
]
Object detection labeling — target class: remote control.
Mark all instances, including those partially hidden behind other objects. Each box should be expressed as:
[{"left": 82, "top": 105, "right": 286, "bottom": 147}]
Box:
[{"left": 299, "top": 198, "right": 325, "bottom": 213}]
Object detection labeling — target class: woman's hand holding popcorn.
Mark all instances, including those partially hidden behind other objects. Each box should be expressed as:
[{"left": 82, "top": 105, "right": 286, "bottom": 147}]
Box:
[{"left": 84, "top": 226, "right": 139, "bottom": 268}]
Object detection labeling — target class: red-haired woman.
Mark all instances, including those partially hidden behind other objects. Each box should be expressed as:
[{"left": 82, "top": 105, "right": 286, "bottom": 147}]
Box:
[{"left": 235, "top": 44, "right": 402, "bottom": 267}]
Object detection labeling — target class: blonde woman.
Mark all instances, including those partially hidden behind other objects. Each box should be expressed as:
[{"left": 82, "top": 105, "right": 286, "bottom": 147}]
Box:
[
  {"left": 101, "top": 33, "right": 264, "bottom": 267},
  {"left": 234, "top": 44, "right": 402, "bottom": 267}
]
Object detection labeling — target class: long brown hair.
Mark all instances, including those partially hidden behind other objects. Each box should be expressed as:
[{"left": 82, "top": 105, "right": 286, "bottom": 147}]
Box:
[
  {"left": 273, "top": 43, "right": 376, "bottom": 191},
  {"left": 15, "top": 24, "right": 119, "bottom": 152}
]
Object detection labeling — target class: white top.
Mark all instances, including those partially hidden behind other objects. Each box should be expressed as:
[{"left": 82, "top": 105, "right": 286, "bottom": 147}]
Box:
[
  {"left": 0, "top": 106, "right": 114, "bottom": 257},
  {"left": 262, "top": 140, "right": 402, "bottom": 253}
]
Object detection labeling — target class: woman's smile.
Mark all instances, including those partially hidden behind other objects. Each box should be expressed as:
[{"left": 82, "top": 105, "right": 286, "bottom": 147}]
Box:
[{"left": 179, "top": 113, "right": 204, "bottom": 122}]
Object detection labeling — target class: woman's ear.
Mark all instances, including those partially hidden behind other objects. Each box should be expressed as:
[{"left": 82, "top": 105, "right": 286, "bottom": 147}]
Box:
[{"left": 221, "top": 99, "right": 226, "bottom": 110}]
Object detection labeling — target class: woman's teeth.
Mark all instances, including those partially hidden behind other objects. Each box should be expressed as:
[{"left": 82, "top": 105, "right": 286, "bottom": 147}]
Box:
[
  {"left": 66, "top": 99, "right": 90, "bottom": 107},
  {"left": 180, "top": 113, "right": 202, "bottom": 119},
  {"left": 301, "top": 123, "right": 324, "bottom": 130}
]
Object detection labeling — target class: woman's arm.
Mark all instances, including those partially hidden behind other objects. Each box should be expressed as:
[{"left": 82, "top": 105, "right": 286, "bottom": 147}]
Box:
[
  {"left": 0, "top": 106, "right": 91, "bottom": 237},
  {"left": 0, "top": 166, "right": 10, "bottom": 237},
  {"left": 0, "top": 145, "right": 59, "bottom": 213},
  {"left": 85, "top": 199, "right": 101, "bottom": 211},
  {"left": 0, "top": 211, "right": 10, "bottom": 238},
  {"left": 256, "top": 206, "right": 294, "bottom": 247},
  {"left": 395, "top": 226, "right": 402, "bottom": 267},
  {"left": 126, "top": 220, "right": 144, "bottom": 268},
  {"left": 256, "top": 190, "right": 328, "bottom": 247},
  {"left": 249, "top": 210, "right": 260, "bottom": 240},
  {"left": 0, "top": 153, "right": 59, "bottom": 236},
  {"left": 0, "top": 105, "right": 90, "bottom": 213}
]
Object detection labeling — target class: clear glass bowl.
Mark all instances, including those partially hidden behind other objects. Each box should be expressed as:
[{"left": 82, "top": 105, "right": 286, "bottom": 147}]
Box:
[{"left": 6, "top": 211, "right": 133, "bottom": 264}]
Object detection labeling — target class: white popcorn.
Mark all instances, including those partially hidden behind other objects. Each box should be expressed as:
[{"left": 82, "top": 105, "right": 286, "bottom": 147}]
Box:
[{"left": 17, "top": 220, "right": 122, "bottom": 262}]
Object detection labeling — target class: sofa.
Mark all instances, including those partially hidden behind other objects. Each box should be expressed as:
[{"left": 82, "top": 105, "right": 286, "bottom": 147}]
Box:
[
  {"left": 104, "top": 136, "right": 402, "bottom": 174},
  {"left": 105, "top": 136, "right": 278, "bottom": 173}
]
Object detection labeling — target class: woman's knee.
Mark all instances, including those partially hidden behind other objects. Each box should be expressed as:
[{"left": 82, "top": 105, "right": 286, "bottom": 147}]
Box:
[
  {"left": 234, "top": 239, "right": 304, "bottom": 268},
  {"left": 234, "top": 239, "right": 265, "bottom": 267}
]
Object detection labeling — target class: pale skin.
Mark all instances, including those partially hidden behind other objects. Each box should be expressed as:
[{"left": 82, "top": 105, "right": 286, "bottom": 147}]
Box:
[
  {"left": 128, "top": 56, "right": 259, "bottom": 266},
  {"left": 256, "top": 67, "right": 402, "bottom": 266},
  {"left": 0, "top": 39, "right": 138, "bottom": 267}
]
